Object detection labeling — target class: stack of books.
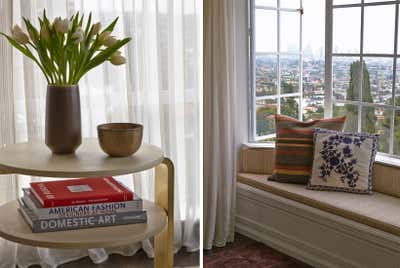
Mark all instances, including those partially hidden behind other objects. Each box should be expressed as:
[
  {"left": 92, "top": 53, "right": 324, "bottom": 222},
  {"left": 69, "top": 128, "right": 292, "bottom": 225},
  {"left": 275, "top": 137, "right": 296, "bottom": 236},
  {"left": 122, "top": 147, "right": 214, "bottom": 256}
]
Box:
[{"left": 18, "top": 177, "right": 146, "bottom": 233}]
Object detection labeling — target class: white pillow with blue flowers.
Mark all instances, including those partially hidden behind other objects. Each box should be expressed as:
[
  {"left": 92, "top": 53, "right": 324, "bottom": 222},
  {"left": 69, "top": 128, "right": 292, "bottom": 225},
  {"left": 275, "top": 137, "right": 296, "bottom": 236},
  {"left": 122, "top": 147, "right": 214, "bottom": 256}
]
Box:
[{"left": 308, "top": 128, "right": 379, "bottom": 194}]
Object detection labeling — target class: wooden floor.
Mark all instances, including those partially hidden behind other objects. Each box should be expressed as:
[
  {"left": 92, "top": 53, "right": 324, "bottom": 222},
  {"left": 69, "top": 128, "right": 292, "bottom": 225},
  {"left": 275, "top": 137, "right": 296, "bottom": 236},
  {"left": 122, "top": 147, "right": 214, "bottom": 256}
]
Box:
[{"left": 28, "top": 248, "right": 199, "bottom": 268}]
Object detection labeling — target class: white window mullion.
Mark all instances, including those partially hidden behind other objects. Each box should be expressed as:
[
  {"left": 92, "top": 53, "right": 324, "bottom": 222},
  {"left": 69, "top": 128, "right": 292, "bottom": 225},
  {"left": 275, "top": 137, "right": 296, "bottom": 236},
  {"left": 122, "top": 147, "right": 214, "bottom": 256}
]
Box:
[
  {"left": 249, "top": 0, "right": 256, "bottom": 141},
  {"left": 357, "top": 0, "right": 364, "bottom": 133},
  {"left": 277, "top": 0, "right": 281, "bottom": 114},
  {"left": 324, "top": 0, "right": 333, "bottom": 118},
  {"left": 389, "top": 3, "right": 399, "bottom": 154},
  {"left": 299, "top": 0, "right": 304, "bottom": 120}
]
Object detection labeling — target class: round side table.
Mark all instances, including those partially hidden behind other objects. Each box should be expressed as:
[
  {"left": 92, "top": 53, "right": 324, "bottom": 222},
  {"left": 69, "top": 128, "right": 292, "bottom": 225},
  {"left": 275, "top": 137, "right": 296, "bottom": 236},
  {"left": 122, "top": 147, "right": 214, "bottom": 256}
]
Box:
[{"left": 0, "top": 138, "right": 174, "bottom": 268}]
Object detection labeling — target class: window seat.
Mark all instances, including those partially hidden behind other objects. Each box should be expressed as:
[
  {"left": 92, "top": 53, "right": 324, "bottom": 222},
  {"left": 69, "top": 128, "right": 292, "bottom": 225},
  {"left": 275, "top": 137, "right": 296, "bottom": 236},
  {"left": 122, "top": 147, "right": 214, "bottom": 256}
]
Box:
[
  {"left": 236, "top": 145, "right": 400, "bottom": 267},
  {"left": 238, "top": 172, "right": 400, "bottom": 237}
]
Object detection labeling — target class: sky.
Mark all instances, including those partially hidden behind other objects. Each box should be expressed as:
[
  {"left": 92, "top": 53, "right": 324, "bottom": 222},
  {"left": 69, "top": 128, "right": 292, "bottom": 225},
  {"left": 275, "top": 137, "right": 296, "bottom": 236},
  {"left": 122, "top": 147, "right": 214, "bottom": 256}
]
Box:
[
  {"left": 255, "top": 0, "right": 326, "bottom": 56},
  {"left": 334, "top": 4, "right": 395, "bottom": 53},
  {"left": 303, "top": 0, "right": 325, "bottom": 56},
  {"left": 256, "top": 0, "right": 395, "bottom": 56}
]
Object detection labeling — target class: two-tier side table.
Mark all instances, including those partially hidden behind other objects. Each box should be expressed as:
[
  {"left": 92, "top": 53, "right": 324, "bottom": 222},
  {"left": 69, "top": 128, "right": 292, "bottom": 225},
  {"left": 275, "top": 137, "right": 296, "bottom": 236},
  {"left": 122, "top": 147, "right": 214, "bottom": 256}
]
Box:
[{"left": 0, "top": 138, "right": 174, "bottom": 268}]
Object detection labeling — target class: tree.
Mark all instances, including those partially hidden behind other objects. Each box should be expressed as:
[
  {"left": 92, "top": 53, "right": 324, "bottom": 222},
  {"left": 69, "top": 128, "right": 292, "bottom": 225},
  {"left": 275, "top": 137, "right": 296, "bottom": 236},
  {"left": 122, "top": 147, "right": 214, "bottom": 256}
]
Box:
[
  {"left": 340, "top": 60, "right": 376, "bottom": 133},
  {"left": 280, "top": 82, "right": 299, "bottom": 118},
  {"left": 256, "top": 82, "right": 298, "bottom": 136},
  {"left": 256, "top": 105, "right": 276, "bottom": 136},
  {"left": 381, "top": 97, "right": 400, "bottom": 153},
  {"left": 349, "top": 61, "right": 375, "bottom": 133}
]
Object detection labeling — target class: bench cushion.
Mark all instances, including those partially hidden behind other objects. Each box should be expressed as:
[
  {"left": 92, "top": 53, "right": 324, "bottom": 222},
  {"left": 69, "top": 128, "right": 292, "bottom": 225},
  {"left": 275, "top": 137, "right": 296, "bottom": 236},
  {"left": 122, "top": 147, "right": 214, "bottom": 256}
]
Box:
[
  {"left": 238, "top": 172, "right": 400, "bottom": 237},
  {"left": 241, "top": 145, "right": 400, "bottom": 198}
]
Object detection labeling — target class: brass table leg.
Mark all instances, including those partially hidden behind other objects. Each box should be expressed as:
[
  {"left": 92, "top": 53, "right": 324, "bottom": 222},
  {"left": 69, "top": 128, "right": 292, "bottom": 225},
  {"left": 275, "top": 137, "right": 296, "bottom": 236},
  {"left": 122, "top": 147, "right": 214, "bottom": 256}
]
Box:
[{"left": 154, "top": 158, "right": 174, "bottom": 268}]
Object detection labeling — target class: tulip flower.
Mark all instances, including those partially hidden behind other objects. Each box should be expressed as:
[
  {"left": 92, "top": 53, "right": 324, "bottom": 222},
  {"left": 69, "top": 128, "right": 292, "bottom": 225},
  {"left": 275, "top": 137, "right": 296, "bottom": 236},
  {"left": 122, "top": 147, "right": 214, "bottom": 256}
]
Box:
[
  {"left": 92, "top": 22, "right": 101, "bottom": 35},
  {"left": 72, "top": 27, "right": 84, "bottom": 44},
  {"left": 98, "top": 31, "right": 111, "bottom": 43},
  {"left": 53, "top": 17, "right": 69, "bottom": 34},
  {"left": 110, "top": 54, "right": 126, "bottom": 65},
  {"left": 40, "top": 25, "right": 50, "bottom": 41},
  {"left": 11, "top": 25, "right": 29, "bottom": 44},
  {"left": 0, "top": 10, "right": 131, "bottom": 85},
  {"left": 103, "top": 36, "right": 118, "bottom": 47}
]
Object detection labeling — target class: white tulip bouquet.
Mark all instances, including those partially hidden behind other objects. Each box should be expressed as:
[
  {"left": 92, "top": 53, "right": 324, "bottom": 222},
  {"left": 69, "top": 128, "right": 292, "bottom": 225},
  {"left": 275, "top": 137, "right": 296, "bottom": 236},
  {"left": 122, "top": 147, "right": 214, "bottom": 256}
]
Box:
[{"left": 0, "top": 10, "right": 131, "bottom": 85}]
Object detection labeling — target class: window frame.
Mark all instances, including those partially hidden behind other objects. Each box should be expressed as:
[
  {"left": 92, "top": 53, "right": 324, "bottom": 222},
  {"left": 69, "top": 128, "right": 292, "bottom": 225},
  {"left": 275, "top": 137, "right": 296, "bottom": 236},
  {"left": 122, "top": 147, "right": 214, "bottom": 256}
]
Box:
[
  {"left": 249, "top": 0, "right": 304, "bottom": 142},
  {"left": 249, "top": 0, "right": 400, "bottom": 160},
  {"left": 326, "top": 0, "right": 400, "bottom": 157}
]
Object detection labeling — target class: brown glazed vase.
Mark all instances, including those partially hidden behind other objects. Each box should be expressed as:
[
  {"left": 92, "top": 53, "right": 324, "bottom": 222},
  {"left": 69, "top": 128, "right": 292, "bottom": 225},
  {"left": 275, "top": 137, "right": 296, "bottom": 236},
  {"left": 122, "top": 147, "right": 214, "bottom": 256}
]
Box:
[{"left": 45, "top": 85, "right": 82, "bottom": 154}]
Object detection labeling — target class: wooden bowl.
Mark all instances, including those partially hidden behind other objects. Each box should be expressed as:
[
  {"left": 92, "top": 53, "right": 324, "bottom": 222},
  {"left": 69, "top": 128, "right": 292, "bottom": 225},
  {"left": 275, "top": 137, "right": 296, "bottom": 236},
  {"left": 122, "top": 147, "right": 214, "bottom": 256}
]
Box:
[{"left": 97, "top": 123, "right": 143, "bottom": 157}]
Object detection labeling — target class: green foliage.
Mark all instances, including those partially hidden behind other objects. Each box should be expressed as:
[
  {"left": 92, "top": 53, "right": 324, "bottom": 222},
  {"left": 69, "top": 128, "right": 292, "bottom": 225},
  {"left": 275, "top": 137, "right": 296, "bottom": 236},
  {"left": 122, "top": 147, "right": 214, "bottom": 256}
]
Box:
[
  {"left": 345, "top": 60, "right": 376, "bottom": 134},
  {"left": 381, "top": 97, "right": 400, "bottom": 154},
  {"left": 256, "top": 82, "right": 298, "bottom": 136},
  {"left": 0, "top": 10, "right": 131, "bottom": 85},
  {"left": 256, "top": 106, "right": 276, "bottom": 136}
]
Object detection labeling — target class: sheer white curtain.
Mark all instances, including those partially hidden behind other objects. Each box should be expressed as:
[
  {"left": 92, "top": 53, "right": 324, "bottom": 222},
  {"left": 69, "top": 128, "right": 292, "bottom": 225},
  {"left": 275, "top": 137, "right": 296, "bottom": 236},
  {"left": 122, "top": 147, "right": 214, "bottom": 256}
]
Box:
[
  {"left": 0, "top": 0, "right": 201, "bottom": 267},
  {"left": 203, "top": 0, "right": 248, "bottom": 250}
]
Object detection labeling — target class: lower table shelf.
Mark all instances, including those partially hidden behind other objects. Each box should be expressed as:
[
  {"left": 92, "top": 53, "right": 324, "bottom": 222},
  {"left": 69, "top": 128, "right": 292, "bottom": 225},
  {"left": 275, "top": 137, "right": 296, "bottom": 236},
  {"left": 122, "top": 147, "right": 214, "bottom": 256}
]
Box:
[{"left": 0, "top": 200, "right": 167, "bottom": 249}]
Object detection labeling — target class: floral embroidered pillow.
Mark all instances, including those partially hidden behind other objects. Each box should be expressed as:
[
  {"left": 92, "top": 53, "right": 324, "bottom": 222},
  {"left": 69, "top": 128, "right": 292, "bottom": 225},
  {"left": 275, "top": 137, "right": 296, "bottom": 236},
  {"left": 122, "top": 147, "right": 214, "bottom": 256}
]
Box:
[{"left": 308, "top": 128, "right": 379, "bottom": 194}]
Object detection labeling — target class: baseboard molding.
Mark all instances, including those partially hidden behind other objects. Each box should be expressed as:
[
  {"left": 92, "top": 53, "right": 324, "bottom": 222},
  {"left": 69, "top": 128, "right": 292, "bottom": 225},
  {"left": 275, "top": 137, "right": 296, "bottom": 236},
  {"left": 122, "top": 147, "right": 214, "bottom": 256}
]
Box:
[{"left": 236, "top": 182, "right": 400, "bottom": 268}]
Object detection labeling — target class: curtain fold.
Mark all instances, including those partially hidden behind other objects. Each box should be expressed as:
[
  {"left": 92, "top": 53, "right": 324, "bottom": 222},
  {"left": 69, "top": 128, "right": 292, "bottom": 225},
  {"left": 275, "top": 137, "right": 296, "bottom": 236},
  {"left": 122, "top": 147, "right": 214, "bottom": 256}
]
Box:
[
  {"left": 0, "top": 0, "right": 201, "bottom": 267},
  {"left": 203, "top": 0, "right": 238, "bottom": 250}
]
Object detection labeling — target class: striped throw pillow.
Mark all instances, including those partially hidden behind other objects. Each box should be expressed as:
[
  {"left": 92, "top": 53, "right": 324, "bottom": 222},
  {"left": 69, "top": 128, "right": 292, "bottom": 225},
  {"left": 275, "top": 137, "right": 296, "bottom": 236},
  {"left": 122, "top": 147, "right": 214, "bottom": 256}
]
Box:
[{"left": 268, "top": 114, "right": 346, "bottom": 184}]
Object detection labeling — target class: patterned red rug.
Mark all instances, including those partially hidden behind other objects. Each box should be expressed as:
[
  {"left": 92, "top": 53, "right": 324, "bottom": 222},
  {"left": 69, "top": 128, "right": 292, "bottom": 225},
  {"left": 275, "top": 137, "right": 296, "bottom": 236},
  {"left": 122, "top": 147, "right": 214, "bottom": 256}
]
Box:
[{"left": 204, "top": 239, "right": 312, "bottom": 268}]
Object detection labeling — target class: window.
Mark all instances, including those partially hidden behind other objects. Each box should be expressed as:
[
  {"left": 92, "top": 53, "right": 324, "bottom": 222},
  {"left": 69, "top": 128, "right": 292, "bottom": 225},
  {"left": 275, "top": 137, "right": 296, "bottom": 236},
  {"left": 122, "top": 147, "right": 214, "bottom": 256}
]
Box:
[
  {"left": 250, "top": 0, "right": 303, "bottom": 141},
  {"left": 328, "top": 1, "right": 400, "bottom": 156},
  {"left": 249, "top": 0, "right": 400, "bottom": 158}
]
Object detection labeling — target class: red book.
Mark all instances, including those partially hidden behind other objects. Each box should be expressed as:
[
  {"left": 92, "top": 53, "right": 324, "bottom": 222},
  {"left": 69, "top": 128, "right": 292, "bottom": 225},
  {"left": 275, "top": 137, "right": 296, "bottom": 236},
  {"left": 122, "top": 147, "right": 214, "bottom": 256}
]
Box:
[{"left": 29, "top": 177, "right": 133, "bottom": 208}]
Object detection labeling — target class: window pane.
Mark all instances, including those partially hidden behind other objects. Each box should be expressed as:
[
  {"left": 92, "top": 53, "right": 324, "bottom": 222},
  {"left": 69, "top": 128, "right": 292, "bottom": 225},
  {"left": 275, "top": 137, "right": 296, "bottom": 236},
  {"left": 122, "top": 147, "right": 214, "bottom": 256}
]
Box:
[
  {"left": 364, "top": 5, "right": 395, "bottom": 54},
  {"left": 256, "top": 99, "right": 277, "bottom": 136},
  {"left": 362, "top": 106, "right": 390, "bottom": 153},
  {"left": 303, "top": 58, "right": 325, "bottom": 120},
  {"left": 280, "top": 55, "right": 300, "bottom": 93},
  {"left": 333, "top": 0, "right": 359, "bottom": 4},
  {"left": 280, "top": 11, "right": 300, "bottom": 52},
  {"left": 396, "top": 60, "right": 400, "bottom": 106},
  {"left": 333, "top": 7, "right": 360, "bottom": 53},
  {"left": 280, "top": 0, "right": 300, "bottom": 9},
  {"left": 333, "top": 102, "right": 358, "bottom": 132},
  {"left": 255, "top": 9, "right": 277, "bottom": 52},
  {"left": 256, "top": 54, "right": 278, "bottom": 96},
  {"left": 333, "top": 57, "right": 360, "bottom": 101},
  {"left": 302, "top": 0, "right": 325, "bottom": 121},
  {"left": 281, "top": 97, "right": 299, "bottom": 119},
  {"left": 394, "top": 110, "right": 400, "bottom": 155},
  {"left": 363, "top": 57, "right": 393, "bottom": 105},
  {"left": 255, "top": 0, "right": 276, "bottom": 7}
]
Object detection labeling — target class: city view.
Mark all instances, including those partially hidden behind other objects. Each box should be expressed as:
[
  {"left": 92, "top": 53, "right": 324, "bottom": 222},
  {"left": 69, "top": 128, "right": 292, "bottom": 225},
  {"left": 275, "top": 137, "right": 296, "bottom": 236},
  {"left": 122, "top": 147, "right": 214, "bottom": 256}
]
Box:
[
  {"left": 254, "top": 1, "right": 400, "bottom": 155},
  {"left": 255, "top": 54, "right": 400, "bottom": 154}
]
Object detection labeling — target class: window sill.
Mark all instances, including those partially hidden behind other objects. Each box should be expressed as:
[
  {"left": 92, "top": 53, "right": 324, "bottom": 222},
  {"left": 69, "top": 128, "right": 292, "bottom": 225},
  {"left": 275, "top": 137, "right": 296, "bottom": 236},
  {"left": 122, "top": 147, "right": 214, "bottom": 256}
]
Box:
[{"left": 243, "top": 142, "right": 400, "bottom": 169}]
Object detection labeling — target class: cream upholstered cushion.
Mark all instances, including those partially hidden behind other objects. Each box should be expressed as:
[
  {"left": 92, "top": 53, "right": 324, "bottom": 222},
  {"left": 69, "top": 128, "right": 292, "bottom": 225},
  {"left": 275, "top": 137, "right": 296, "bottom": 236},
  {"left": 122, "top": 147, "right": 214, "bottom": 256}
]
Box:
[
  {"left": 238, "top": 172, "right": 400, "bottom": 237},
  {"left": 240, "top": 145, "right": 400, "bottom": 198}
]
